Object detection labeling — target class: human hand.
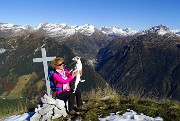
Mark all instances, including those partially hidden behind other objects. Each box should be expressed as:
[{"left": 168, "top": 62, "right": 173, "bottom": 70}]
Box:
[{"left": 72, "top": 70, "right": 78, "bottom": 76}]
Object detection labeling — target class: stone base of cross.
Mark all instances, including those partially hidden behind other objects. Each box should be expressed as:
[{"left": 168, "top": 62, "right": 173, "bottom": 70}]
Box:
[{"left": 33, "top": 48, "right": 56, "bottom": 97}]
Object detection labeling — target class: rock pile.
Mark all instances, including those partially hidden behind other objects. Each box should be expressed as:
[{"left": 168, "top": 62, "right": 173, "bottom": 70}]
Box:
[{"left": 30, "top": 94, "right": 67, "bottom": 121}]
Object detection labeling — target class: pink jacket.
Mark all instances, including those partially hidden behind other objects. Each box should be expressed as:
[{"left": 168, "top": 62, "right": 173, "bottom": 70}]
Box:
[{"left": 53, "top": 68, "right": 74, "bottom": 95}]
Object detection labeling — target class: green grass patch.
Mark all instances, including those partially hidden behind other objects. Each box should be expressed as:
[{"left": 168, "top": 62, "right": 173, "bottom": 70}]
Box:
[
  {"left": 56, "top": 86, "right": 180, "bottom": 121},
  {"left": 0, "top": 98, "right": 31, "bottom": 119},
  {"left": 0, "top": 85, "right": 180, "bottom": 121}
]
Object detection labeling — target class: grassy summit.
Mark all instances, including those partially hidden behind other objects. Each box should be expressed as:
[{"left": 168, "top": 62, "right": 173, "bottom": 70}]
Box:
[
  {"left": 55, "top": 85, "right": 180, "bottom": 121},
  {"left": 0, "top": 85, "right": 180, "bottom": 121}
]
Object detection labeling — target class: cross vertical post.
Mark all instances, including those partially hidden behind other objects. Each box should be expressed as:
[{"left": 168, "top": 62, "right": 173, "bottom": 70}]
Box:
[{"left": 33, "top": 48, "right": 56, "bottom": 97}]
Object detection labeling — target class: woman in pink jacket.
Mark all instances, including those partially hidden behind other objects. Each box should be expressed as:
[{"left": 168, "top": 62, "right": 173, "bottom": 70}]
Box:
[{"left": 51, "top": 57, "right": 85, "bottom": 115}]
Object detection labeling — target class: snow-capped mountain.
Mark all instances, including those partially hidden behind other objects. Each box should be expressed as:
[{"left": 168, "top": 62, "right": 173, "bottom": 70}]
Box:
[
  {"left": 0, "top": 22, "right": 138, "bottom": 38},
  {"left": 0, "top": 23, "right": 33, "bottom": 37},
  {"left": 0, "top": 22, "right": 180, "bottom": 38},
  {"left": 138, "top": 25, "right": 180, "bottom": 36},
  {"left": 100, "top": 26, "right": 138, "bottom": 37},
  {"left": 171, "top": 29, "right": 180, "bottom": 36},
  {"left": 33, "top": 23, "right": 95, "bottom": 37},
  {"left": 1, "top": 22, "right": 180, "bottom": 105}
]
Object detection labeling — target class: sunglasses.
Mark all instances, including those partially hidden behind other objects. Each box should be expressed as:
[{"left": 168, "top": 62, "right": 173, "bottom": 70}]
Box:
[{"left": 57, "top": 62, "right": 64, "bottom": 66}]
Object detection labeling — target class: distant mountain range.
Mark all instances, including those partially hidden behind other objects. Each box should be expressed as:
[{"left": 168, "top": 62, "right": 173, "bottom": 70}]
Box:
[
  {"left": 0, "top": 22, "right": 180, "bottom": 38},
  {"left": 0, "top": 22, "right": 180, "bottom": 101}
]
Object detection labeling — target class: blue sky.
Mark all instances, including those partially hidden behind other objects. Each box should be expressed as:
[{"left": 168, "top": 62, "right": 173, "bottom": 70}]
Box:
[{"left": 0, "top": 0, "right": 179, "bottom": 30}]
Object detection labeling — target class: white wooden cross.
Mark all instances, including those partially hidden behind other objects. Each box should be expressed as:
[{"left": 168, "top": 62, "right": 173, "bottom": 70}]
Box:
[{"left": 33, "top": 48, "right": 56, "bottom": 97}]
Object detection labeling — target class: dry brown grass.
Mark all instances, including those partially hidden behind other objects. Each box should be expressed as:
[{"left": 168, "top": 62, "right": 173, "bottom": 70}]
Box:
[{"left": 82, "top": 84, "right": 120, "bottom": 106}]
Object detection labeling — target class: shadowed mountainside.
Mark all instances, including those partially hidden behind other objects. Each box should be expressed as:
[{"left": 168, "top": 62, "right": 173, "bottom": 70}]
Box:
[{"left": 96, "top": 33, "right": 180, "bottom": 100}]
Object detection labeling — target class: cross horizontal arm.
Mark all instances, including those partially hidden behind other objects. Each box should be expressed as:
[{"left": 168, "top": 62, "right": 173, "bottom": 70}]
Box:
[{"left": 33, "top": 57, "right": 56, "bottom": 62}]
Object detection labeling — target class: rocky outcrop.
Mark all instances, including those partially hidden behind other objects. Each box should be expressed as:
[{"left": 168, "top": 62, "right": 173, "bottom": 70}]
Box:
[{"left": 30, "top": 94, "right": 67, "bottom": 121}]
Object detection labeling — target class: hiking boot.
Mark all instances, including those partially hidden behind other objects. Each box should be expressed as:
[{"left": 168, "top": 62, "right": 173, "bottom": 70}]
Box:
[
  {"left": 69, "top": 110, "right": 77, "bottom": 115},
  {"left": 77, "top": 105, "right": 88, "bottom": 111}
]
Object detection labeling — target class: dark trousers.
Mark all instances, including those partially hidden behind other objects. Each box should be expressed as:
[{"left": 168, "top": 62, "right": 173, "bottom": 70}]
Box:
[
  {"left": 56, "top": 89, "right": 83, "bottom": 112},
  {"left": 57, "top": 91, "right": 75, "bottom": 112},
  {"left": 74, "top": 89, "right": 83, "bottom": 107}
]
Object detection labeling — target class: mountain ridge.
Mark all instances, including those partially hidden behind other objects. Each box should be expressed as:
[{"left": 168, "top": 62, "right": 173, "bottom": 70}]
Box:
[
  {"left": 0, "top": 22, "right": 180, "bottom": 101},
  {"left": 96, "top": 33, "right": 180, "bottom": 100},
  {"left": 1, "top": 22, "right": 180, "bottom": 38}
]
